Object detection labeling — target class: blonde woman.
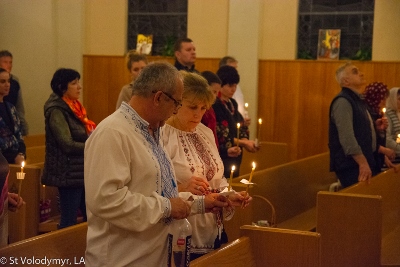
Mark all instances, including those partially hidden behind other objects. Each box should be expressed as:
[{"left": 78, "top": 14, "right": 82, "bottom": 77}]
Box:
[{"left": 162, "top": 71, "right": 251, "bottom": 260}]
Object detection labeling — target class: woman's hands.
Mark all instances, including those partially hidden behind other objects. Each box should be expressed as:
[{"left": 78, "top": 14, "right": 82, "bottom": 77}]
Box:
[
  {"left": 228, "top": 191, "right": 252, "bottom": 208},
  {"left": 178, "top": 176, "right": 210, "bottom": 195},
  {"left": 8, "top": 192, "right": 24, "bottom": 212},
  {"left": 14, "top": 153, "right": 25, "bottom": 165},
  {"left": 238, "top": 139, "right": 259, "bottom": 153},
  {"left": 227, "top": 146, "right": 241, "bottom": 157}
]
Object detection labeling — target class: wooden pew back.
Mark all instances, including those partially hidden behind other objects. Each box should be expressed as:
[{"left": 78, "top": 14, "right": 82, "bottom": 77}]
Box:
[
  {"left": 191, "top": 226, "right": 320, "bottom": 267},
  {"left": 225, "top": 152, "right": 337, "bottom": 240},
  {"left": 239, "top": 141, "right": 288, "bottom": 176},
  {"left": 24, "top": 134, "right": 45, "bottom": 147},
  {"left": 317, "top": 168, "right": 400, "bottom": 266},
  {"left": 317, "top": 192, "right": 382, "bottom": 267},
  {"left": 25, "top": 146, "right": 45, "bottom": 165},
  {"left": 191, "top": 236, "right": 256, "bottom": 267},
  {"left": 0, "top": 223, "right": 87, "bottom": 267},
  {"left": 8, "top": 164, "right": 42, "bottom": 242}
]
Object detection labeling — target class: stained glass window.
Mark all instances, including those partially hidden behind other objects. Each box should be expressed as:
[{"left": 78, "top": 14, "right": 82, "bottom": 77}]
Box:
[
  {"left": 127, "top": 0, "right": 188, "bottom": 56},
  {"left": 298, "top": 0, "right": 374, "bottom": 60}
]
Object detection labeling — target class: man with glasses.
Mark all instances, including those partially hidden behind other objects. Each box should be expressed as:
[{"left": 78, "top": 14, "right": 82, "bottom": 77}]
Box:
[{"left": 84, "top": 62, "right": 228, "bottom": 266}]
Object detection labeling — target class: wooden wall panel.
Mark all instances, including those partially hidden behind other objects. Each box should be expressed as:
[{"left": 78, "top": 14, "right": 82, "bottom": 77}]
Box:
[
  {"left": 83, "top": 56, "right": 400, "bottom": 161},
  {"left": 258, "top": 60, "right": 400, "bottom": 161},
  {"left": 83, "top": 55, "right": 219, "bottom": 125}
]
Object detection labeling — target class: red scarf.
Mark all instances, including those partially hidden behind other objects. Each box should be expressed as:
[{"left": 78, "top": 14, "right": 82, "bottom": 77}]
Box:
[{"left": 62, "top": 96, "right": 96, "bottom": 134}]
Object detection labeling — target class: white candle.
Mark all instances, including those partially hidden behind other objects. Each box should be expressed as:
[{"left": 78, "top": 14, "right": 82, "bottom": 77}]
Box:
[
  {"left": 236, "top": 123, "right": 241, "bottom": 147},
  {"left": 255, "top": 118, "right": 262, "bottom": 147},
  {"left": 21, "top": 161, "right": 25, "bottom": 174},
  {"left": 228, "top": 165, "right": 236, "bottom": 191},
  {"left": 246, "top": 162, "right": 256, "bottom": 193},
  {"left": 42, "top": 184, "right": 46, "bottom": 201},
  {"left": 243, "top": 103, "right": 249, "bottom": 119}
]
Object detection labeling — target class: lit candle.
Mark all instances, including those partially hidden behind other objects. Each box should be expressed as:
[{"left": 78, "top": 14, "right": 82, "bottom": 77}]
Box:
[
  {"left": 21, "top": 161, "right": 25, "bottom": 173},
  {"left": 255, "top": 118, "right": 262, "bottom": 147},
  {"left": 42, "top": 184, "right": 46, "bottom": 201},
  {"left": 243, "top": 103, "right": 249, "bottom": 119},
  {"left": 236, "top": 123, "right": 241, "bottom": 147},
  {"left": 246, "top": 162, "right": 256, "bottom": 193},
  {"left": 228, "top": 165, "right": 236, "bottom": 191},
  {"left": 17, "top": 161, "right": 25, "bottom": 196}
]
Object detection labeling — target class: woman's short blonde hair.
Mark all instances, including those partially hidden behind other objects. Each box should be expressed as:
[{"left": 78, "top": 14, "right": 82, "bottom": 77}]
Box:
[{"left": 180, "top": 71, "right": 215, "bottom": 109}]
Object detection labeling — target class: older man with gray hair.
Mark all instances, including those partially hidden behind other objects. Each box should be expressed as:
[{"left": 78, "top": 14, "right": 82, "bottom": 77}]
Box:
[
  {"left": 329, "top": 62, "right": 394, "bottom": 188},
  {"left": 84, "top": 62, "right": 228, "bottom": 266}
]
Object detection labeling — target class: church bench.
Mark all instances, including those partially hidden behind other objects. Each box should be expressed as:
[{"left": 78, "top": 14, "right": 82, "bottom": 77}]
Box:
[
  {"left": 0, "top": 223, "right": 87, "bottom": 267},
  {"left": 239, "top": 141, "right": 288, "bottom": 176},
  {"left": 226, "top": 152, "right": 337, "bottom": 240},
  {"left": 8, "top": 163, "right": 61, "bottom": 243},
  {"left": 24, "top": 134, "right": 45, "bottom": 147},
  {"left": 25, "top": 145, "right": 45, "bottom": 165},
  {"left": 192, "top": 226, "right": 321, "bottom": 267},
  {"left": 317, "top": 167, "right": 400, "bottom": 266},
  {"left": 191, "top": 236, "right": 256, "bottom": 267},
  {"left": 8, "top": 164, "right": 42, "bottom": 243}
]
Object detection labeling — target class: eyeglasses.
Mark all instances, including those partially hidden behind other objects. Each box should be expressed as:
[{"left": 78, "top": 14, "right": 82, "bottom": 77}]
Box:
[{"left": 153, "top": 90, "right": 182, "bottom": 109}]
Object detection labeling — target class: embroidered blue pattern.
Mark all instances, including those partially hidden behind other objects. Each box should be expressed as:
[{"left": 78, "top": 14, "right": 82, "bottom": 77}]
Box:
[{"left": 121, "top": 102, "right": 178, "bottom": 223}]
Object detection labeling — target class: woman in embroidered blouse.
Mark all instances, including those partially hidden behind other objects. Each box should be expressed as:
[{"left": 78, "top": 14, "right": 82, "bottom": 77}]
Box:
[
  {"left": 213, "top": 65, "right": 258, "bottom": 178},
  {"left": 42, "top": 68, "right": 96, "bottom": 229},
  {"left": 385, "top": 87, "right": 400, "bottom": 157},
  {"left": 162, "top": 71, "right": 251, "bottom": 260},
  {"left": 0, "top": 68, "right": 26, "bottom": 164}
]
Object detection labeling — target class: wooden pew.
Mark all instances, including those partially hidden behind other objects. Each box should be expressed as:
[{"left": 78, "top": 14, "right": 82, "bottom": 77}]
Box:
[
  {"left": 317, "top": 168, "right": 400, "bottom": 266},
  {"left": 24, "top": 134, "right": 45, "bottom": 147},
  {"left": 191, "top": 236, "right": 256, "bottom": 267},
  {"left": 191, "top": 226, "right": 321, "bottom": 267},
  {"left": 24, "top": 134, "right": 45, "bottom": 165},
  {"left": 25, "top": 145, "right": 45, "bottom": 165},
  {"left": 8, "top": 164, "right": 42, "bottom": 243},
  {"left": 0, "top": 223, "right": 87, "bottom": 267},
  {"left": 225, "top": 152, "right": 337, "bottom": 241},
  {"left": 239, "top": 141, "right": 289, "bottom": 176}
]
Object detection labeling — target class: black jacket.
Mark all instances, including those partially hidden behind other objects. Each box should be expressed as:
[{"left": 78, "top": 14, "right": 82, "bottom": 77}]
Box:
[
  {"left": 42, "top": 93, "right": 87, "bottom": 187},
  {"left": 329, "top": 87, "right": 378, "bottom": 173}
]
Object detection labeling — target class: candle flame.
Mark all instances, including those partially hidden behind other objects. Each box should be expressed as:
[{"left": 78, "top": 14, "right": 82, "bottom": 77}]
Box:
[
  {"left": 382, "top": 108, "right": 386, "bottom": 113},
  {"left": 245, "top": 103, "right": 248, "bottom": 108},
  {"left": 258, "top": 118, "right": 262, "bottom": 124},
  {"left": 21, "top": 161, "right": 25, "bottom": 168},
  {"left": 237, "top": 123, "right": 240, "bottom": 129},
  {"left": 231, "top": 165, "right": 236, "bottom": 171},
  {"left": 398, "top": 134, "right": 400, "bottom": 138},
  {"left": 252, "top": 162, "right": 256, "bottom": 169}
]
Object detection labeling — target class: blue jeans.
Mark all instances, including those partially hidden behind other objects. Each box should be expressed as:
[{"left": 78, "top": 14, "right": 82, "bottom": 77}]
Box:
[{"left": 58, "top": 187, "right": 87, "bottom": 229}]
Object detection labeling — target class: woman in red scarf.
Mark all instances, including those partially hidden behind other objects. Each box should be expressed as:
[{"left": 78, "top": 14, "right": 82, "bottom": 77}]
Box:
[{"left": 42, "top": 68, "right": 96, "bottom": 229}]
